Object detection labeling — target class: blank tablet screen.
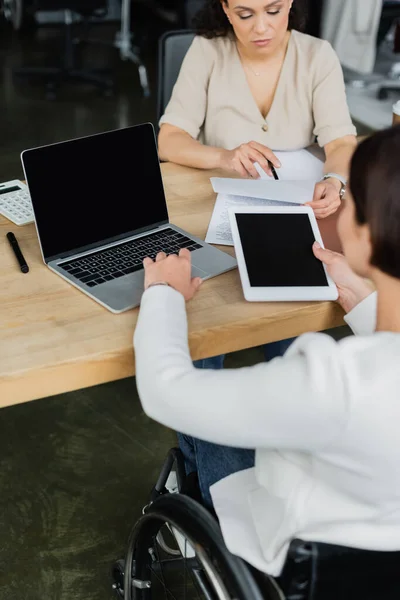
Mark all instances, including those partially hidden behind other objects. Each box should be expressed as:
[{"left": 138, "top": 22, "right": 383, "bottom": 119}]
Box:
[{"left": 235, "top": 213, "right": 328, "bottom": 287}]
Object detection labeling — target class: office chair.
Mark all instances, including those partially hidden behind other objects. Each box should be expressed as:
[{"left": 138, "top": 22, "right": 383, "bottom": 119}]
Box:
[
  {"left": 376, "top": 1, "right": 400, "bottom": 99},
  {"left": 112, "top": 447, "right": 400, "bottom": 600},
  {"left": 12, "top": 0, "right": 114, "bottom": 100},
  {"left": 183, "top": 0, "right": 204, "bottom": 26},
  {"left": 157, "top": 28, "right": 195, "bottom": 125},
  {"left": 136, "top": 0, "right": 204, "bottom": 28}
]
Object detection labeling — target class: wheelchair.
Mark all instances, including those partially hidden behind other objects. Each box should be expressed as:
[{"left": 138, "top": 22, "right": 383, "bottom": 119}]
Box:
[{"left": 112, "top": 447, "right": 400, "bottom": 600}]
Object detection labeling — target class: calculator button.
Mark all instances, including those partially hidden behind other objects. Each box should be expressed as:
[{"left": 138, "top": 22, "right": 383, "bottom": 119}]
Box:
[{"left": 0, "top": 181, "right": 33, "bottom": 225}]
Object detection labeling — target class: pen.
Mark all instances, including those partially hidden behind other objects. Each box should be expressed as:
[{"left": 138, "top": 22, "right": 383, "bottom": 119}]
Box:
[
  {"left": 269, "top": 161, "right": 279, "bottom": 180},
  {"left": 7, "top": 231, "right": 29, "bottom": 273}
]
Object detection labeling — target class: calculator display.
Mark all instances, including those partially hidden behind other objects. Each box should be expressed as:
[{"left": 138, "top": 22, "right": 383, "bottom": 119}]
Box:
[{"left": 0, "top": 185, "right": 21, "bottom": 195}]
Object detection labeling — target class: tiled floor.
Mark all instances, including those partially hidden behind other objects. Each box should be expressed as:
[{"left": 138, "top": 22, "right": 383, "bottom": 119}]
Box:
[{"left": 0, "top": 14, "right": 356, "bottom": 600}]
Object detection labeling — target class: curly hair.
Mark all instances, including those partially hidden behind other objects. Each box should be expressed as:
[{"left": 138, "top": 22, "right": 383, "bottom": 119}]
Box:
[{"left": 192, "top": 0, "right": 308, "bottom": 39}]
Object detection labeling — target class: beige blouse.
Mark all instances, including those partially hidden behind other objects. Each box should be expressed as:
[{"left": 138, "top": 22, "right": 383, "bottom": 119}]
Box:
[{"left": 159, "top": 30, "right": 357, "bottom": 151}]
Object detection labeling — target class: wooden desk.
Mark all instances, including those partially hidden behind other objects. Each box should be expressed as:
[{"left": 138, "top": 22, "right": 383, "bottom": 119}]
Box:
[{"left": 0, "top": 163, "right": 345, "bottom": 408}]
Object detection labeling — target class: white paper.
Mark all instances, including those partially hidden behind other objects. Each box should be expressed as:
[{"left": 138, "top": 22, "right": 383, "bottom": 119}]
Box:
[
  {"left": 206, "top": 149, "right": 324, "bottom": 246},
  {"left": 210, "top": 178, "right": 316, "bottom": 205},
  {"left": 205, "top": 193, "right": 298, "bottom": 246},
  {"left": 254, "top": 149, "right": 324, "bottom": 181}
]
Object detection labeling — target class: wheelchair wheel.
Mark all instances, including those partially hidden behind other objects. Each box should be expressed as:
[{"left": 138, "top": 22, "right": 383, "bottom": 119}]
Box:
[{"left": 115, "top": 493, "right": 268, "bottom": 600}]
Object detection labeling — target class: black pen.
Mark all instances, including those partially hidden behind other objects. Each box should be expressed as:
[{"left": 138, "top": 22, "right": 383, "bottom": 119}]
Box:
[
  {"left": 7, "top": 231, "right": 29, "bottom": 273},
  {"left": 269, "top": 161, "right": 279, "bottom": 180}
]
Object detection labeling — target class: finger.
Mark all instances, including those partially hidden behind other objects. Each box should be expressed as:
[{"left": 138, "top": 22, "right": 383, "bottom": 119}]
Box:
[
  {"left": 179, "top": 247, "right": 191, "bottom": 261},
  {"left": 191, "top": 276, "right": 203, "bottom": 292},
  {"left": 241, "top": 157, "right": 259, "bottom": 179},
  {"left": 307, "top": 199, "right": 331, "bottom": 210},
  {"left": 232, "top": 159, "right": 248, "bottom": 178},
  {"left": 246, "top": 150, "right": 273, "bottom": 177},
  {"left": 143, "top": 257, "right": 153, "bottom": 267},
  {"left": 155, "top": 251, "right": 167, "bottom": 262},
  {"left": 312, "top": 241, "right": 339, "bottom": 264},
  {"left": 312, "top": 182, "right": 326, "bottom": 202},
  {"left": 323, "top": 206, "right": 340, "bottom": 219},
  {"left": 313, "top": 183, "right": 341, "bottom": 205},
  {"left": 251, "top": 158, "right": 272, "bottom": 178},
  {"left": 248, "top": 142, "right": 281, "bottom": 168},
  {"left": 314, "top": 210, "right": 333, "bottom": 220},
  {"left": 313, "top": 202, "right": 340, "bottom": 219}
]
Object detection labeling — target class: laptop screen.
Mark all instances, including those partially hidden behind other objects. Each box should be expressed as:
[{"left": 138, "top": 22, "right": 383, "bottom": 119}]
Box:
[{"left": 21, "top": 123, "right": 169, "bottom": 260}]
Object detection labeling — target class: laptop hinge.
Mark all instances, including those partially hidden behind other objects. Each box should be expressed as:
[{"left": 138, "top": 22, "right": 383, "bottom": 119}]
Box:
[{"left": 45, "top": 220, "right": 170, "bottom": 263}]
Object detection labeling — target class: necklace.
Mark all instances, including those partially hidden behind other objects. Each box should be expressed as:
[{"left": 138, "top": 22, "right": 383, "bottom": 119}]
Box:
[
  {"left": 237, "top": 48, "right": 267, "bottom": 76},
  {"left": 245, "top": 63, "right": 264, "bottom": 76}
]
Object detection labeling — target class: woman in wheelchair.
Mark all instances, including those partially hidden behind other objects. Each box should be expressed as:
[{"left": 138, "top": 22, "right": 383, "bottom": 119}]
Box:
[{"left": 127, "top": 127, "right": 400, "bottom": 598}]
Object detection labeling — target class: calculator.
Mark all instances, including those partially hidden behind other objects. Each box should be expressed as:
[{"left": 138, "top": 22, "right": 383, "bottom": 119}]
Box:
[{"left": 0, "top": 179, "right": 34, "bottom": 226}]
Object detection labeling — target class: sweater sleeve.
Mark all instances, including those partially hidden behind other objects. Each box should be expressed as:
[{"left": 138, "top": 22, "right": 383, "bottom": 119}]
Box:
[{"left": 134, "top": 286, "right": 349, "bottom": 452}]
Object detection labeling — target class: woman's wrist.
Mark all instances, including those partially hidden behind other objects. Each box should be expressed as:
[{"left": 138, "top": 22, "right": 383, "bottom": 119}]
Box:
[
  {"left": 216, "top": 147, "right": 229, "bottom": 170},
  {"left": 339, "top": 279, "right": 374, "bottom": 313},
  {"left": 145, "top": 281, "right": 170, "bottom": 291}
]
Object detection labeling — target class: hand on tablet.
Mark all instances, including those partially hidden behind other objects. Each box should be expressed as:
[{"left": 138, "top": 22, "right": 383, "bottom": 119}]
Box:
[
  {"left": 306, "top": 180, "right": 341, "bottom": 219},
  {"left": 312, "top": 243, "right": 374, "bottom": 312},
  {"left": 219, "top": 142, "right": 281, "bottom": 179},
  {"left": 143, "top": 249, "right": 203, "bottom": 301}
]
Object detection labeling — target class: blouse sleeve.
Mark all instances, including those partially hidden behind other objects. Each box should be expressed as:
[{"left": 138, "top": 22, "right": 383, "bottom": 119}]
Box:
[
  {"left": 158, "top": 36, "right": 215, "bottom": 140},
  {"left": 344, "top": 291, "right": 377, "bottom": 335},
  {"left": 312, "top": 40, "right": 357, "bottom": 147},
  {"left": 134, "top": 286, "right": 348, "bottom": 452}
]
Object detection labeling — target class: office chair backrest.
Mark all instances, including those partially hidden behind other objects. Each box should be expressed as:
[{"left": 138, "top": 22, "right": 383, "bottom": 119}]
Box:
[
  {"left": 157, "top": 29, "right": 196, "bottom": 126},
  {"left": 279, "top": 538, "right": 400, "bottom": 600}
]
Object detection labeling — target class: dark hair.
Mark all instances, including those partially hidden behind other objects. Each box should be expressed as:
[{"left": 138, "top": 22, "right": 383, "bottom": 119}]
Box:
[
  {"left": 193, "top": 0, "right": 308, "bottom": 39},
  {"left": 349, "top": 125, "right": 400, "bottom": 280}
]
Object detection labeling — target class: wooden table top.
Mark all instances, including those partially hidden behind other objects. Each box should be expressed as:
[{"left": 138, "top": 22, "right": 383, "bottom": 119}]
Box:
[{"left": 0, "top": 163, "right": 345, "bottom": 408}]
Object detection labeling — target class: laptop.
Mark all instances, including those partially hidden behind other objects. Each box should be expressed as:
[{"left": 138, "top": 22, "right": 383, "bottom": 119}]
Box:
[{"left": 21, "top": 123, "right": 237, "bottom": 313}]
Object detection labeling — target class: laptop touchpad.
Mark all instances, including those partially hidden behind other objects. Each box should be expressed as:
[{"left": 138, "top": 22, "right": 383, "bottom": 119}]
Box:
[{"left": 191, "top": 265, "right": 207, "bottom": 278}]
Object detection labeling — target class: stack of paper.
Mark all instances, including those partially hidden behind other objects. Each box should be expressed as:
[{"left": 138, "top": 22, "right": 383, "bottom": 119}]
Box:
[{"left": 205, "top": 149, "right": 324, "bottom": 246}]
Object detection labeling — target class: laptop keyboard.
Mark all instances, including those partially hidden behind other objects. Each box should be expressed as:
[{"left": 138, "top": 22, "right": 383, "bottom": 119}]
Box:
[{"left": 58, "top": 228, "right": 202, "bottom": 288}]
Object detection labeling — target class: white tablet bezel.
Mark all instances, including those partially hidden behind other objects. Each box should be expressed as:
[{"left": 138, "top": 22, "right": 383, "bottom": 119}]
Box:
[{"left": 228, "top": 205, "right": 339, "bottom": 302}]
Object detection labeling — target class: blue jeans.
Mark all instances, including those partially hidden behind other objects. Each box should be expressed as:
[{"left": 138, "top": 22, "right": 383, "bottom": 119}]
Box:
[
  {"left": 178, "top": 433, "right": 255, "bottom": 507},
  {"left": 193, "top": 337, "right": 295, "bottom": 369}
]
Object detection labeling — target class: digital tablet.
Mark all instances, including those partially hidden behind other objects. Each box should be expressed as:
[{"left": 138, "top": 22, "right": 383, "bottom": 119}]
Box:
[{"left": 228, "top": 206, "right": 338, "bottom": 302}]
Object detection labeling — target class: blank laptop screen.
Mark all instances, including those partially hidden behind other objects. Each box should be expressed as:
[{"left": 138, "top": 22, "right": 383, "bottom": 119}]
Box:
[{"left": 21, "top": 123, "right": 169, "bottom": 260}]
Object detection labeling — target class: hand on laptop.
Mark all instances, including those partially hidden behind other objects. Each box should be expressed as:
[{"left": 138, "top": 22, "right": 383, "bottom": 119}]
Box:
[
  {"left": 312, "top": 242, "right": 374, "bottom": 312},
  {"left": 143, "top": 249, "right": 203, "bottom": 301}
]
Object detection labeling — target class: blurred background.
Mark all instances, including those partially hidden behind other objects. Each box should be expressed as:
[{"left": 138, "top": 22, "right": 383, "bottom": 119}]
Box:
[{"left": 1, "top": 0, "right": 399, "bottom": 182}]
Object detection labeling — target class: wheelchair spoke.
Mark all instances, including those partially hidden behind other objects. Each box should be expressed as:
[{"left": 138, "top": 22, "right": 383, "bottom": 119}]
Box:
[
  {"left": 148, "top": 527, "right": 207, "bottom": 600},
  {"left": 151, "top": 535, "right": 179, "bottom": 600},
  {"left": 184, "top": 539, "right": 187, "bottom": 600},
  {"left": 183, "top": 538, "right": 202, "bottom": 600}
]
